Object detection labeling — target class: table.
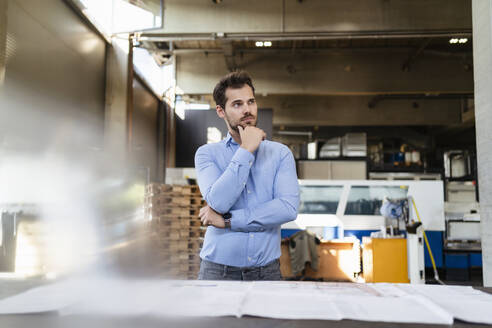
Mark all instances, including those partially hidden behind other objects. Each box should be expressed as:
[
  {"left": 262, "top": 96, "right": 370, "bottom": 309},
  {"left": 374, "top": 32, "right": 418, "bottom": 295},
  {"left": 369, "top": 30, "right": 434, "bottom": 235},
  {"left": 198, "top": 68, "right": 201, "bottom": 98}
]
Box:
[{"left": 0, "top": 278, "right": 491, "bottom": 328}]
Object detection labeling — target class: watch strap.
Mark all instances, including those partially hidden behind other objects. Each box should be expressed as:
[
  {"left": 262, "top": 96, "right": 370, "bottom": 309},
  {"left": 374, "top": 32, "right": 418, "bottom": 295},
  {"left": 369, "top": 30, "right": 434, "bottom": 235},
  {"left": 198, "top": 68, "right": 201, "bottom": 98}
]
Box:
[{"left": 223, "top": 212, "right": 232, "bottom": 228}]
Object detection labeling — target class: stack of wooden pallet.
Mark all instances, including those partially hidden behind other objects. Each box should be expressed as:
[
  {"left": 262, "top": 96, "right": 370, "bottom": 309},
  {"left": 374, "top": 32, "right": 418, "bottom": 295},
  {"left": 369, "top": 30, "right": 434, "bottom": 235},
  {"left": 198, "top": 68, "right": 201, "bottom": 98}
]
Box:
[{"left": 145, "top": 184, "right": 205, "bottom": 279}]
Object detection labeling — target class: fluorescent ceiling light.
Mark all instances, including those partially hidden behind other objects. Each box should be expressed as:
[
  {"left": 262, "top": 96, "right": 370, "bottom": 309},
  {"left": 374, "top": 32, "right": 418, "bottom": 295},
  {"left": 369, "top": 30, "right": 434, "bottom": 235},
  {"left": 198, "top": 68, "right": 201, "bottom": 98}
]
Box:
[
  {"left": 264, "top": 41, "right": 272, "bottom": 47},
  {"left": 255, "top": 41, "right": 264, "bottom": 47},
  {"left": 459, "top": 38, "right": 468, "bottom": 44},
  {"left": 449, "top": 38, "right": 459, "bottom": 44}
]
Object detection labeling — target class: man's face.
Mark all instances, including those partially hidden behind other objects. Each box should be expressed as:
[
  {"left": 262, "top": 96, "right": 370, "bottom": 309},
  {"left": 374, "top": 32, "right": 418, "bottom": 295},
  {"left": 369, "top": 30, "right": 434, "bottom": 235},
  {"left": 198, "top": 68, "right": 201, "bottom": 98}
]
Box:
[{"left": 217, "top": 84, "right": 258, "bottom": 133}]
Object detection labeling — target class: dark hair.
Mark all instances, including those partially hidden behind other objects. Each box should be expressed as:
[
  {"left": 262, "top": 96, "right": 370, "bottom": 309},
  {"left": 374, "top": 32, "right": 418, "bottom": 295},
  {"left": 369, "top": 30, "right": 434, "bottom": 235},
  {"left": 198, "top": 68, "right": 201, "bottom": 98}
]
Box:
[{"left": 213, "top": 71, "right": 255, "bottom": 109}]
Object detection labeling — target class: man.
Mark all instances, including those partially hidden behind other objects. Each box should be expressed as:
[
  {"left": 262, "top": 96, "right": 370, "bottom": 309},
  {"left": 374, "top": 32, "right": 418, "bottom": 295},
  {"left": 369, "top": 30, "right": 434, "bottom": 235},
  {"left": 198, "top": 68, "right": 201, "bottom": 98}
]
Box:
[{"left": 195, "top": 71, "right": 300, "bottom": 280}]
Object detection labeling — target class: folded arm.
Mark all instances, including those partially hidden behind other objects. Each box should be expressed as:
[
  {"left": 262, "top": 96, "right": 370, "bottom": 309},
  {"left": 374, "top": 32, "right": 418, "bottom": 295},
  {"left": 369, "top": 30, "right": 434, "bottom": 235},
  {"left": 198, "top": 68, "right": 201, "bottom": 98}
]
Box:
[
  {"left": 230, "top": 148, "right": 300, "bottom": 232},
  {"left": 195, "top": 145, "right": 254, "bottom": 214}
]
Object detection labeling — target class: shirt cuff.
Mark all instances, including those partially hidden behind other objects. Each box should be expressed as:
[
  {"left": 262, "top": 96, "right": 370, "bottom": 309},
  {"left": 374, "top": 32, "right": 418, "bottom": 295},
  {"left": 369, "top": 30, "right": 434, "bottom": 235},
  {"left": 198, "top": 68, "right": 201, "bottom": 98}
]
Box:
[
  {"left": 230, "top": 208, "right": 249, "bottom": 231},
  {"left": 231, "top": 147, "right": 255, "bottom": 166},
  {"left": 230, "top": 208, "right": 265, "bottom": 232}
]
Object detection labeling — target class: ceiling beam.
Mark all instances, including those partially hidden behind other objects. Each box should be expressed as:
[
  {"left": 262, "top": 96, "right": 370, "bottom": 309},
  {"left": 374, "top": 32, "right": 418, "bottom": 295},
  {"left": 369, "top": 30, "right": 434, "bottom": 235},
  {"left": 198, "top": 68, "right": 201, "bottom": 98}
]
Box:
[
  {"left": 220, "top": 40, "right": 239, "bottom": 72},
  {"left": 367, "top": 93, "right": 473, "bottom": 108},
  {"left": 139, "top": 30, "right": 472, "bottom": 42},
  {"left": 401, "top": 38, "right": 433, "bottom": 71},
  {"left": 146, "top": 47, "right": 471, "bottom": 59}
]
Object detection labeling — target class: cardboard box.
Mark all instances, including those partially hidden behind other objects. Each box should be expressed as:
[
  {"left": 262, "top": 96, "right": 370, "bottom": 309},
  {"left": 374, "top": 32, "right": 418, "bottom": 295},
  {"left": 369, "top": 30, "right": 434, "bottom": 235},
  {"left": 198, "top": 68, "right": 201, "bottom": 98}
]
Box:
[{"left": 280, "top": 240, "right": 360, "bottom": 282}]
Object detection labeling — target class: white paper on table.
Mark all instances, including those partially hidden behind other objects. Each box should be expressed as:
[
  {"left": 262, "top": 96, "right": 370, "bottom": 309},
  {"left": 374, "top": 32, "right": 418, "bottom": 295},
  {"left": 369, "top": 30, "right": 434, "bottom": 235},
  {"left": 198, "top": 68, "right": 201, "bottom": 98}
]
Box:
[
  {"left": 393, "top": 284, "right": 492, "bottom": 325},
  {"left": 0, "top": 278, "right": 489, "bottom": 325},
  {"left": 243, "top": 282, "right": 452, "bottom": 324},
  {"left": 0, "top": 280, "right": 79, "bottom": 314},
  {"left": 334, "top": 295, "right": 453, "bottom": 325},
  {"left": 242, "top": 289, "right": 342, "bottom": 320},
  {"left": 60, "top": 279, "right": 248, "bottom": 318}
]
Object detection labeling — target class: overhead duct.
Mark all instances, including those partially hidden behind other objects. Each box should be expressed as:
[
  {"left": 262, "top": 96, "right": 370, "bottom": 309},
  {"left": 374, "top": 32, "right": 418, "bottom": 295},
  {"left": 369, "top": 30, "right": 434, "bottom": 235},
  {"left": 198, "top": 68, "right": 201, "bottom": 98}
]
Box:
[{"left": 139, "top": 30, "right": 473, "bottom": 43}]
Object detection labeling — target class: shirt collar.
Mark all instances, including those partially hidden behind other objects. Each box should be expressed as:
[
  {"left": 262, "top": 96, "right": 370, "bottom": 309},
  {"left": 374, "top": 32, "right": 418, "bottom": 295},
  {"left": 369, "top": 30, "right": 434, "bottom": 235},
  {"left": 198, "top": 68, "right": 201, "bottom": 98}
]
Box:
[
  {"left": 225, "top": 132, "right": 238, "bottom": 147},
  {"left": 225, "top": 132, "right": 260, "bottom": 157},
  {"left": 224, "top": 132, "right": 259, "bottom": 157}
]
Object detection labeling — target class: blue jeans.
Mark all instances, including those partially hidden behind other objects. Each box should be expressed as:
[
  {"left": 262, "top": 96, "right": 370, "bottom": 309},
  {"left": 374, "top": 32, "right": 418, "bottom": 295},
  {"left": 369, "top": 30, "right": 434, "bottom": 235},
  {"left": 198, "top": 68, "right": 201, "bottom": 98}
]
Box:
[{"left": 198, "top": 259, "right": 282, "bottom": 281}]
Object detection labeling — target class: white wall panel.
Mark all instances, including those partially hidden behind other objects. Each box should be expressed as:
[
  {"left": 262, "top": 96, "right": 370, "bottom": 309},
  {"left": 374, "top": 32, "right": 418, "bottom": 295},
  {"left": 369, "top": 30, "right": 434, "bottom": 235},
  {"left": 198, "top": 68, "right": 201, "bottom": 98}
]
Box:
[
  {"left": 472, "top": 0, "right": 492, "bottom": 287},
  {"left": 0, "top": 0, "right": 106, "bottom": 153}
]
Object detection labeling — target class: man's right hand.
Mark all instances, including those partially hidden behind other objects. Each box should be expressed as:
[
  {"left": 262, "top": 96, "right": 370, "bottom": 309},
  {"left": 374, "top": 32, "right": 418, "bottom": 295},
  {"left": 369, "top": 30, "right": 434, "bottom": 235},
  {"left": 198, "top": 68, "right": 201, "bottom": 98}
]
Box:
[{"left": 238, "top": 126, "right": 266, "bottom": 153}]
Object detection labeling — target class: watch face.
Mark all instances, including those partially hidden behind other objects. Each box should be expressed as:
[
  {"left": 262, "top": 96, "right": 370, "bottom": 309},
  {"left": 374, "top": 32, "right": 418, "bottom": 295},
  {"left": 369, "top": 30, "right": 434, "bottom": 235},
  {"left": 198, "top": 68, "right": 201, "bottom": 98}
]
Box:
[{"left": 223, "top": 213, "right": 232, "bottom": 220}]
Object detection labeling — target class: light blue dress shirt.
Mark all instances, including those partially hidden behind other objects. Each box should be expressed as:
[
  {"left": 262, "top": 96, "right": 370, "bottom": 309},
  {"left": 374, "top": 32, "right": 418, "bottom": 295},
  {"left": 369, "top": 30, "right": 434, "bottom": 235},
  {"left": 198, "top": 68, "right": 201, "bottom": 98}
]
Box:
[{"left": 195, "top": 133, "right": 300, "bottom": 267}]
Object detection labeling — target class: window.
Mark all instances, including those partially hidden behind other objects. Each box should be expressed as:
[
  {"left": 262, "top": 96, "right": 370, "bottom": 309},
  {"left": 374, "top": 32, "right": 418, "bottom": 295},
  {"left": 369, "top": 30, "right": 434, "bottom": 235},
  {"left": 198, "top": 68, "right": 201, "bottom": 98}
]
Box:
[
  {"left": 344, "top": 186, "right": 408, "bottom": 215},
  {"left": 133, "top": 47, "right": 172, "bottom": 97},
  {"left": 207, "top": 127, "right": 222, "bottom": 144},
  {"left": 73, "top": 0, "right": 163, "bottom": 36},
  {"left": 299, "top": 185, "right": 343, "bottom": 214}
]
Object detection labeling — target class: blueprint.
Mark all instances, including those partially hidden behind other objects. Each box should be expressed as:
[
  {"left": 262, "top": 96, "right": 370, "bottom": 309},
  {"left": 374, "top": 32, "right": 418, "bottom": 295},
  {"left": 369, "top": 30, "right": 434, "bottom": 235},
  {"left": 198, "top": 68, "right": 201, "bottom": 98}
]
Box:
[{"left": 0, "top": 278, "right": 491, "bottom": 325}]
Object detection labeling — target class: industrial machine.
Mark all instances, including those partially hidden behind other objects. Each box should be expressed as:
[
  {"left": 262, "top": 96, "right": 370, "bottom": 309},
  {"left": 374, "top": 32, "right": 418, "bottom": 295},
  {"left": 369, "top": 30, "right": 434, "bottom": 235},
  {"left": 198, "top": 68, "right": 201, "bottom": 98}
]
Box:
[
  {"left": 283, "top": 180, "right": 444, "bottom": 234},
  {"left": 379, "top": 197, "right": 425, "bottom": 284},
  {"left": 443, "top": 179, "right": 482, "bottom": 280},
  {"left": 282, "top": 180, "right": 446, "bottom": 281}
]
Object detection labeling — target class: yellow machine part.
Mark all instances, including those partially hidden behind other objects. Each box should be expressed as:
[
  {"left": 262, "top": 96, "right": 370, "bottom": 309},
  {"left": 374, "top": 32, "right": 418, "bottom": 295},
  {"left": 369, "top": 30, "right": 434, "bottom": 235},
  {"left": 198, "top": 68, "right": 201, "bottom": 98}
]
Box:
[{"left": 363, "top": 237, "right": 409, "bottom": 283}]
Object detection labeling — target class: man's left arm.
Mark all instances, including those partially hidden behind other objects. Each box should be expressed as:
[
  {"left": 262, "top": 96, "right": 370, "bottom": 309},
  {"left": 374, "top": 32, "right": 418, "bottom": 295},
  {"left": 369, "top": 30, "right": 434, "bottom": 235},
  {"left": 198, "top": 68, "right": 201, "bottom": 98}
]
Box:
[{"left": 229, "top": 148, "right": 300, "bottom": 232}]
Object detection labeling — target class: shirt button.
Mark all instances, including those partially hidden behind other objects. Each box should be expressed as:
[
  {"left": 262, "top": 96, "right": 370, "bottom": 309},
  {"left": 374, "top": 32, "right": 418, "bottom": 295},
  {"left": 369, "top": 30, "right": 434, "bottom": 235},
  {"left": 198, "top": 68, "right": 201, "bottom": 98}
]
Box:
[
  {"left": 247, "top": 189, "right": 251, "bottom": 194},
  {"left": 248, "top": 257, "right": 252, "bottom": 261},
  {"left": 250, "top": 234, "right": 254, "bottom": 238},
  {"left": 243, "top": 183, "right": 246, "bottom": 186}
]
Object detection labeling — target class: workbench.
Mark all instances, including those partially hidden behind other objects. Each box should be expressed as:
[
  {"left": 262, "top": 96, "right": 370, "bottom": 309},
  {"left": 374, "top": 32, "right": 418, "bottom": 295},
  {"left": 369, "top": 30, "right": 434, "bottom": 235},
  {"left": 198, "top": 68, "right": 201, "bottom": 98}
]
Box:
[{"left": 0, "top": 278, "right": 491, "bottom": 328}]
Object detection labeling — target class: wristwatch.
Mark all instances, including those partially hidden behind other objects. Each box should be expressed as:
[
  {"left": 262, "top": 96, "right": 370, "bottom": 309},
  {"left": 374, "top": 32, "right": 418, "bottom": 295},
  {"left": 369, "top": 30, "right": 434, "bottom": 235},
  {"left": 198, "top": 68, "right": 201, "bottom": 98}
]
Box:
[{"left": 223, "top": 212, "right": 232, "bottom": 228}]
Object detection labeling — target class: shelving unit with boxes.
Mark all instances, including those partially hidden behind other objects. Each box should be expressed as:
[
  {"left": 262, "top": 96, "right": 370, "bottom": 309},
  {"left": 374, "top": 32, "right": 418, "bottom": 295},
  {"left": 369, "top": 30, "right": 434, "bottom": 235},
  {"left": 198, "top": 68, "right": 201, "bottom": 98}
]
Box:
[{"left": 144, "top": 184, "right": 205, "bottom": 279}]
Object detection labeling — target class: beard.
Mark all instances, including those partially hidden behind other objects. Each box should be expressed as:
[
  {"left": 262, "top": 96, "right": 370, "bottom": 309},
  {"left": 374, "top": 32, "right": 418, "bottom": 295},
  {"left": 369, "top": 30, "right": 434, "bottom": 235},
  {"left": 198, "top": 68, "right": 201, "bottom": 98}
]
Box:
[{"left": 225, "top": 113, "right": 257, "bottom": 133}]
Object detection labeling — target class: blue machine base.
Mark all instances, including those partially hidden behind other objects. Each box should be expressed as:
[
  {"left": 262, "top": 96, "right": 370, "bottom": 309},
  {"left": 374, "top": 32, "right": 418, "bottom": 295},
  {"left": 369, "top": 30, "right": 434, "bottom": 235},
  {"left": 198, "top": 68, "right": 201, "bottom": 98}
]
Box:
[
  {"left": 281, "top": 229, "right": 300, "bottom": 239},
  {"left": 281, "top": 227, "right": 343, "bottom": 240},
  {"left": 423, "top": 231, "right": 443, "bottom": 268},
  {"left": 444, "top": 252, "right": 483, "bottom": 269},
  {"left": 470, "top": 253, "right": 483, "bottom": 267}
]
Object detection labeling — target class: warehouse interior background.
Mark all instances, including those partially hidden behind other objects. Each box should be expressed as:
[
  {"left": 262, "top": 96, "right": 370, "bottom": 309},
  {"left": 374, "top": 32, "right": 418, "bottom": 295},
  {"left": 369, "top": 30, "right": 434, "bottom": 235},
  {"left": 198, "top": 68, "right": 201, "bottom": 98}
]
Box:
[{"left": 1, "top": 0, "right": 492, "bottom": 308}]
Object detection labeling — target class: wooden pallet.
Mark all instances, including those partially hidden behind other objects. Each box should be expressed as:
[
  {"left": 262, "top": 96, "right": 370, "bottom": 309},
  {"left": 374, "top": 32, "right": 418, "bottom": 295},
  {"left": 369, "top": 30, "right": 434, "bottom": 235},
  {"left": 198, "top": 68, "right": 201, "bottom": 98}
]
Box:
[
  {"left": 145, "top": 183, "right": 205, "bottom": 279},
  {"left": 154, "top": 241, "right": 190, "bottom": 252},
  {"left": 151, "top": 218, "right": 202, "bottom": 230},
  {"left": 145, "top": 195, "right": 206, "bottom": 207},
  {"left": 155, "top": 238, "right": 203, "bottom": 250},
  {"left": 151, "top": 217, "right": 190, "bottom": 229},
  {"left": 152, "top": 214, "right": 201, "bottom": 222},
  {"left": 146, "top": 184, "right": 201, "bottom": 196},
  {"left": 152, "top": 227, "right": 205, "bottom": 239},
  {"left": 180, "top": 185, "right": 201, "bottom": 195},
  {"left": 147, "top": 207, "right": 200, "bottom": 217}
]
